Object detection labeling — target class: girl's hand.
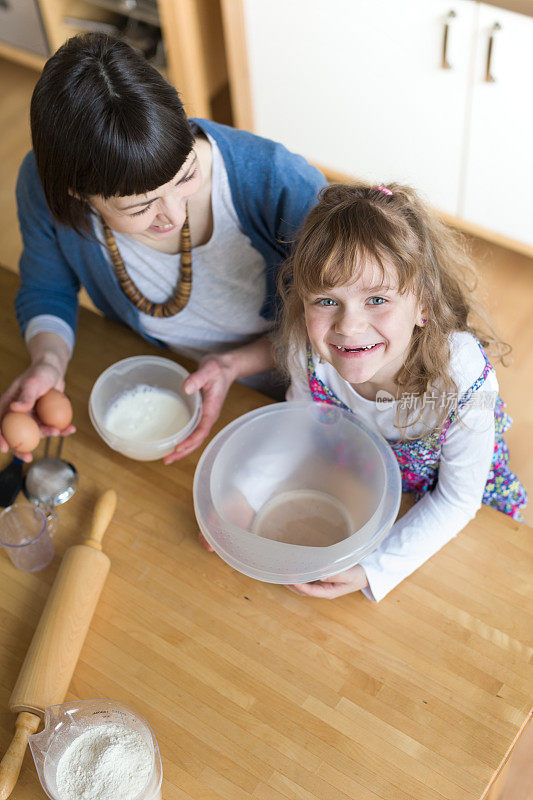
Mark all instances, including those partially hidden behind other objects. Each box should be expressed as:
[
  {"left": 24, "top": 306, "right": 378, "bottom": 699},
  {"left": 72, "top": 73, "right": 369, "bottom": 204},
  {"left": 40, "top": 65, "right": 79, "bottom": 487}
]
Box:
[
  {"left": 287, "top": 564, "right": 369, "bottom": 599},
  {"left": 198, "top": 531, "right": 214, "bottom": 552},
  {"left": 0, "top": 362, "right": 75, "bottom": 462},
  {"left": 163, "top": 353, "right": 236, "bottom": 464},
  {"left": 196, "top": 487, "right": 254, "bottom": 551}
]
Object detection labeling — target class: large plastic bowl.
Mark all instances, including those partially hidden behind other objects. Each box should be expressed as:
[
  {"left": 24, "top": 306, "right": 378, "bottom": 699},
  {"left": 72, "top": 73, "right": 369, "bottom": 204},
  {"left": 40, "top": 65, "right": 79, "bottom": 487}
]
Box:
[
  {"left": 194, "top": 401, "right": 401, "bottom": 583},
  {"left": 89, "top": 356, "right": 201, "bottom": 461}
]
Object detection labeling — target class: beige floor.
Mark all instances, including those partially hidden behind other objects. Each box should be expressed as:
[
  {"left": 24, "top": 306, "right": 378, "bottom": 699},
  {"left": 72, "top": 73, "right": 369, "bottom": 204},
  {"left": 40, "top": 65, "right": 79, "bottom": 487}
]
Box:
[{"left": 0, "top": 55, "right": 531, "bottom": 799}]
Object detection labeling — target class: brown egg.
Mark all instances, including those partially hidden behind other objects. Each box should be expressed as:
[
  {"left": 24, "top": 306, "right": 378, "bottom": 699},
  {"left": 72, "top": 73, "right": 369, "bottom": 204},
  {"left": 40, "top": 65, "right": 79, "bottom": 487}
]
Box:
[
  {"left": 35, "top": 389, "right": 73, "bottom": 430},
  {"left": 1, "top": 412, "right": 41, "bottom": 453}
]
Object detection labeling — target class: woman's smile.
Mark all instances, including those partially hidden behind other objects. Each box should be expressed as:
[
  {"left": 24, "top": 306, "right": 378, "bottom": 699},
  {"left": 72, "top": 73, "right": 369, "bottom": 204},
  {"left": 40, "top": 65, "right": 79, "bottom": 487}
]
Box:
[{"left": 148, "top": 221, "right": 177, "bottom": 234}]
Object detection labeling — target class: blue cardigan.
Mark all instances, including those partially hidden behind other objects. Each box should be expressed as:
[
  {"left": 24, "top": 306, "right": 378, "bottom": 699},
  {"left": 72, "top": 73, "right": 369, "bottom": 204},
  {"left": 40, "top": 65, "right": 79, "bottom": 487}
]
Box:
[{"left": 15, "top": 119, "right": 326, "bottom": 347}]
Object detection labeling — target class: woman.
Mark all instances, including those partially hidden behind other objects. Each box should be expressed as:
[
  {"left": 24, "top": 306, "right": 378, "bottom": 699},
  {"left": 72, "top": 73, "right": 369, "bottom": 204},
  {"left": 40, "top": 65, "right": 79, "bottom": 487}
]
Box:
[{"left": 0, "top": 33, "right": 325, "bottom": 462}]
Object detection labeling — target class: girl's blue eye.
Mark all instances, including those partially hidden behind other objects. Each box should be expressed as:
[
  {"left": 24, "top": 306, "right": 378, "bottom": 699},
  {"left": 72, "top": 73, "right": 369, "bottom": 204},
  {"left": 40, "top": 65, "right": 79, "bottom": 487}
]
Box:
[
  {"left": 368, "top": 296, "right": 386, "bottom": 305},
  {"left": 318, "top": 298, "right": 337, "bottom": 307}
]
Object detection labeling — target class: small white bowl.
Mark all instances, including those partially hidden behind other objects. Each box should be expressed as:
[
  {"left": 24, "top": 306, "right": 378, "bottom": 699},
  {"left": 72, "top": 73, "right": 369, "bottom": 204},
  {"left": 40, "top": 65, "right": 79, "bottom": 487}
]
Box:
[{"left": 89, "top": 356, "right": 201, "bottom": 461}]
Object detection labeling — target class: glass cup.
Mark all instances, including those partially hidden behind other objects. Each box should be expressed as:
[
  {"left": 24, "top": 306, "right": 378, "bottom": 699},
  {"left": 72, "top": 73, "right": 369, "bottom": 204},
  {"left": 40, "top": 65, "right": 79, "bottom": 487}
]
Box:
[{"left": 0, "top": 503, "right": 55, "bottom": 572}]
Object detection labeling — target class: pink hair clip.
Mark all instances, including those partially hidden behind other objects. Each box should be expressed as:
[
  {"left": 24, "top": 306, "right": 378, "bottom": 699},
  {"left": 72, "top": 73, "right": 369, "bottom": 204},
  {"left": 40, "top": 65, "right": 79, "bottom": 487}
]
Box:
[{"left": 375, "top": 185, "right": 392, "bottom": 195}]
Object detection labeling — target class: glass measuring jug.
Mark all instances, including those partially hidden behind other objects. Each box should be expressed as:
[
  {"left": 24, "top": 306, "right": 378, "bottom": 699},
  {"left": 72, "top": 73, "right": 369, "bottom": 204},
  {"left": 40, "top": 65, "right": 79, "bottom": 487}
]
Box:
[
  {"left": 0, "top": 503, "right": 55, "bottom": 571},
  {"left": 29, "top": 699, "right": 163, "bottom": 800}
]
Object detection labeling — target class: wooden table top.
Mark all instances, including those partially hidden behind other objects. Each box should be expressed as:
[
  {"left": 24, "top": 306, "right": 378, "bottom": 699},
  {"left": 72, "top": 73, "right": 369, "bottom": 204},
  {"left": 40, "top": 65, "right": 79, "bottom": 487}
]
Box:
[{"left": 0, "top": 268, "right": 532, "bottom": 800}]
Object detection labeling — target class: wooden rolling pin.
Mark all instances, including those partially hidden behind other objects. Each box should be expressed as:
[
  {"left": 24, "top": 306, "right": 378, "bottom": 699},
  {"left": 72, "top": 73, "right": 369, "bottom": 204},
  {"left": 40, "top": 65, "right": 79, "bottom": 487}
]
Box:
[{"left": 0, "top": 489, "right": 117, "bottom": 800}]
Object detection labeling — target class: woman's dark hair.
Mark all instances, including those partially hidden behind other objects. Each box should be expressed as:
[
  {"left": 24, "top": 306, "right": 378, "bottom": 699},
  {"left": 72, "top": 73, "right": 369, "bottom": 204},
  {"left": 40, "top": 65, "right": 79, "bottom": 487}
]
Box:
[{"left": 30, "top": 33, "right": 195, "bottom": 233}]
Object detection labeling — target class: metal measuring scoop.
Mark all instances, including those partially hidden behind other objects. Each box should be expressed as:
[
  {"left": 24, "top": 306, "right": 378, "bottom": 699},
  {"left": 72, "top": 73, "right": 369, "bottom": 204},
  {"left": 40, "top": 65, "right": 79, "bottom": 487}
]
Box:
[{"left": 23, "top": 437, "right": 78, "bottom": 509}]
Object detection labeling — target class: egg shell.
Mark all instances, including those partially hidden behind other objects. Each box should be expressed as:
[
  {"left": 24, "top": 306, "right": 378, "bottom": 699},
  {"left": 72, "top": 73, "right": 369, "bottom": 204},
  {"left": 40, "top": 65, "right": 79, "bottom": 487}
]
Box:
[
  {"left": 1, "top": 412, "right": 41, "bottom": 453},
  {"left": 35, "top": 389, "right": 73, "bottom": 430}
]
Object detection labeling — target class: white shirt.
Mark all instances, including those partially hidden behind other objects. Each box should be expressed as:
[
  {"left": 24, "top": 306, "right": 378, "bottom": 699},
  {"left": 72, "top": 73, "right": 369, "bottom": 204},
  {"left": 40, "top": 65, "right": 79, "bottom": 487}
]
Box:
[{"left": 287, "top": 331, "right": 498, "bottom": 601}]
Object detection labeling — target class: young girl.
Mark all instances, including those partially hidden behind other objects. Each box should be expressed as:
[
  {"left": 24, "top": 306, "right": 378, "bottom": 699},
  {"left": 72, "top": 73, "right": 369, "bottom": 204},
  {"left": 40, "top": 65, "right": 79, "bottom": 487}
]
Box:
[
  {"left": 0, "top": 33, "right": 325, "bottom": 463},
  {"left": 277, "top": 183, "right": 527, "bottom": 601}
]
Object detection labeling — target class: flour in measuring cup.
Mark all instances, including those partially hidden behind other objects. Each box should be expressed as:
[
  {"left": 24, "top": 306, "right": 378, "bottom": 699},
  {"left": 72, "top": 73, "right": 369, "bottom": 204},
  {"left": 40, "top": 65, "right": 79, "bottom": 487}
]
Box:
[{"left": 55, "top": 724, "right": 152, "bottom": 800}]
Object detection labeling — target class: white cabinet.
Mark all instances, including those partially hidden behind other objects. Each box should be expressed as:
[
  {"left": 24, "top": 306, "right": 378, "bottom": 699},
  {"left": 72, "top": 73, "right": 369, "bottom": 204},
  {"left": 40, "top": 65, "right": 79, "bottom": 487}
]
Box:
[
  {"left": 237, "top": 0, "right": 533, "bottom": 249},
  {"left": 243, "top": 0, "right": 477, "bottom": 217},
  {"left": 462, "top": 4, "right": 533, "bottom": 244}
]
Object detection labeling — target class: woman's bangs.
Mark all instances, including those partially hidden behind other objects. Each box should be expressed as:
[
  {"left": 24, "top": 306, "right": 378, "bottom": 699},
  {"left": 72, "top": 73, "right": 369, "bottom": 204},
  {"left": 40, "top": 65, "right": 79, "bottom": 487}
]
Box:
[
  {"left": 105, "top": 144, "right": 185, "bottom": 199},
  {"left": 76, "top": 113, "right": 193, "bottom": 200}
]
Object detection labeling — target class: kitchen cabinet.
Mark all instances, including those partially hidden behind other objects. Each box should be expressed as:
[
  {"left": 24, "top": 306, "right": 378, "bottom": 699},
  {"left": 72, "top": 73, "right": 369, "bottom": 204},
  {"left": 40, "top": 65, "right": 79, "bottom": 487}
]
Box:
[
  {"left": 0, "top": 0, "right": 228, "bottom": 120},
  {"left": 462, "top": 4, "right": 533, "bottom": 245},
  {"left": 234, "top": 0, "right": 476, "bottom": 219},
  {"left": 224, "top": 0, "right": 533, "bottom": 252},
  {"left": 0, "top": 0, "right": 48, "bottom": 57}
]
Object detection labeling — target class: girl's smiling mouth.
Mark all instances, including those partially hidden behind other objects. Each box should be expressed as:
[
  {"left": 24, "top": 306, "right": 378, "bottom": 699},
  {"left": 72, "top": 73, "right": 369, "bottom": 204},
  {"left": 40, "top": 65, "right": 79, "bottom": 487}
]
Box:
[{"left": 330, "top": 342, "right": 383, "bottom": 355}]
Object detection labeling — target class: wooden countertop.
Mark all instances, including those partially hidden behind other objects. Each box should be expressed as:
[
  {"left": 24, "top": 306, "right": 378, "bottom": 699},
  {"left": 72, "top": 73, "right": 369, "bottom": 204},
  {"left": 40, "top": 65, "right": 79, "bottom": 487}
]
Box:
[{"left": 0, "top": 267, "right": 532, "bottom": 800}]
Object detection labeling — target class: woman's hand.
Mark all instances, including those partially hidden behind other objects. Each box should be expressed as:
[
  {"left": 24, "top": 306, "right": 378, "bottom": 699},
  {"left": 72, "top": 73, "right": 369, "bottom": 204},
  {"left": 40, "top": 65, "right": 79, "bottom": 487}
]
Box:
[
  {"left": 287, "top": 564, "right": 369, "bottom": 599},
  {"left": 164, "top": 336, "right": 275, "bottom": 464},
  {"left": 163, "top": 353, "right": 236, "bottom": 464},
  {"left": 0, "top": 333, "right": 74, "bottom": 461},
  {"left": 0, "top": 363, "right": 75, "bottom": 461}
]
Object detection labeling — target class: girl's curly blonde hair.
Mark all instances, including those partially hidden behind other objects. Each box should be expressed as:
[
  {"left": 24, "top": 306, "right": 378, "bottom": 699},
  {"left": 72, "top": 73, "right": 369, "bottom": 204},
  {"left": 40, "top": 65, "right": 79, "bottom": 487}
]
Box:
[{"left": 276, "top": 182, "right": 508, "bottom": 434}]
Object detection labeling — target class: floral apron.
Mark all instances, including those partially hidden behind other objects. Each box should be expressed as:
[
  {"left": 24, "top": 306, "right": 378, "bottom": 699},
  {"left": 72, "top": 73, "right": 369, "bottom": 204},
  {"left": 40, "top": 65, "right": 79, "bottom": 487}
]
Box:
[{"left": 306, "top": 344, "right": 527, "bottom": 521}]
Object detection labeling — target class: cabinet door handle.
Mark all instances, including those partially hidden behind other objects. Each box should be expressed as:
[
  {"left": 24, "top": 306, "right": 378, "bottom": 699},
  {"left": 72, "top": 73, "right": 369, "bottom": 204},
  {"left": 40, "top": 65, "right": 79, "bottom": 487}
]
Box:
[
  {"left": 485, "top": 22, "right": 502, "bottom": 83},
  {"left": 442, "top": 10, "right": 457, "bottom": 70}
]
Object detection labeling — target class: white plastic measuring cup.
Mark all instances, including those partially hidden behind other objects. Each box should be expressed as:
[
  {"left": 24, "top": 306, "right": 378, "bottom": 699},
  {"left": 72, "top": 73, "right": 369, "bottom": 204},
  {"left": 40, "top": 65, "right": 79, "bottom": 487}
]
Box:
[{"left": 28, "top": 699, "right": 163, "bottom": 800}]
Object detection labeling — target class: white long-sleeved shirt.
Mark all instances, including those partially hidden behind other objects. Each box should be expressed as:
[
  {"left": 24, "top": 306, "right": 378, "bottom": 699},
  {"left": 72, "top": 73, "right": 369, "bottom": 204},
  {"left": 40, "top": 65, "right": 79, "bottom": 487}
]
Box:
[{"left": 287, "top": 332, "right": 498, "bottom": 601}]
